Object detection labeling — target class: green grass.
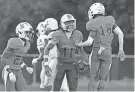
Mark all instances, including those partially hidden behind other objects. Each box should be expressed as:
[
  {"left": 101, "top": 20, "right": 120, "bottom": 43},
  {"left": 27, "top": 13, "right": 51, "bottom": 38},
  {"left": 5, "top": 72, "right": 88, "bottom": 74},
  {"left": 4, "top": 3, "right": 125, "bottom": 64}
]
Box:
[{"left": 0, "top": 77, "right": 134, "bottom": 91}]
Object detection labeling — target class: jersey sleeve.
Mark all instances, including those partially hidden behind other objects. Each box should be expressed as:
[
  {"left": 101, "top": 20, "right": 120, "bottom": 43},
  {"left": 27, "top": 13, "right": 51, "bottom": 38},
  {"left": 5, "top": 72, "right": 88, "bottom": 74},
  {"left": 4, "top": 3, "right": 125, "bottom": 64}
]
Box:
[
  {"left": 37, "top": 35, "right": 48, "bottom": 51},
  {"left": 78, "top": 31, "right": 83, "bottom": 42},
  {"left": 86, "top": 21, "right": 96, "bottom": 31},
  {"left": 109, "top": 16, "right": 117, "bottom": 30},
  {"left": 48, "top": 31, "right": 59, "bottom": 45}
]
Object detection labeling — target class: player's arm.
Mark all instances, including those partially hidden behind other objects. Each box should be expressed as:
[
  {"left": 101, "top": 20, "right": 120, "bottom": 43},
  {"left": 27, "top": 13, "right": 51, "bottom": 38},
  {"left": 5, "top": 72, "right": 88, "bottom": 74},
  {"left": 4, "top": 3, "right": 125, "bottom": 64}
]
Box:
[
  {"left": 113, "top": 24, "right": 124, "bottom": 50},
  {"left": 43, "top": 40, "right": 57, "bottom": 77},
  {"left": 76, "top": 32, "right": 89, "bottom": 63},
  {"left": 76, "top": 46, "right": 89, "bottom": 63},
  {"left": 113, "top": 24, "right": 126, "bottom": 61},
  {"left": 44, "top": 39, "right": 57, "bottom": 65},
  {"left": 1, "top": 39, "right": 17, "bottom": 73},
  {"left": 43, "top": 32, "right": 58, "bottom": 77},
  {"left": 76, "top": 31, "right": 94, "bottom": 47},
  {"left": 76, "top": 21, "right": 96, "bottom": 47}
]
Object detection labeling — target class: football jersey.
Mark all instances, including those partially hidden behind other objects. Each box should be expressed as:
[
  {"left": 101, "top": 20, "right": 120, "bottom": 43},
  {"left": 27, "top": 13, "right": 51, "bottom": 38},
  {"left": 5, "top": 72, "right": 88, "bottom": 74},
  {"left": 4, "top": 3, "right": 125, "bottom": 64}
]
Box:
[
  {"left": 86, "top": 16, "right": 115, "bottom": 49},
  {"left": 1, "top": 38, "right": 30, "bottom": 70},
  {"left": 49, "top": 30, "right": 83, "bottom": 63},
  {"left": 37, "top": 35, "right": 48, "bottom": 51},
  {"left": 37, "top": 35, "right": 57, "bottom": 59}
]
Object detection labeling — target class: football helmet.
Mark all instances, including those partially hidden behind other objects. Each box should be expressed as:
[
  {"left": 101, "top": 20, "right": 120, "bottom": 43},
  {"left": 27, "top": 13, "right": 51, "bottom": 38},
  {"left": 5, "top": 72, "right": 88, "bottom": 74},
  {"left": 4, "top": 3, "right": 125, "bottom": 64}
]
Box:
[
  {"left": 44, "top": 18, "right": 58, "bottom": 31},
  {"left": 16, "top": 22, "right": 34, "bottom": 41},
  {"left": 88, "top": 3, "right": 105, "bottom": 20},
  {"left": 60, "top": 14, "right": 76, "bottom": 32},
  {"left": 36, "top": 21, "right": 46, "bottom": 36}
]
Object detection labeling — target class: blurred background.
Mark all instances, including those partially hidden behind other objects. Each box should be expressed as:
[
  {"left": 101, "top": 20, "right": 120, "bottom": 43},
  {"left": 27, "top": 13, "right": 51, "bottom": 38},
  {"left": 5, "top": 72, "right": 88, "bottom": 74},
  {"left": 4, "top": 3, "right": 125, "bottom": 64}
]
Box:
[{"left": 0, "top": 0, "right": 134, "bottom": 91}]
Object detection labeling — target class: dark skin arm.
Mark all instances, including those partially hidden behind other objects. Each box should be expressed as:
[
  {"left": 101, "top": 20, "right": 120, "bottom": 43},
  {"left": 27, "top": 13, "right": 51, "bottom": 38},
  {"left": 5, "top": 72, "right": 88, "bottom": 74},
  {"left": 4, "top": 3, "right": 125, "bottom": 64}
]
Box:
[
  {"left": 44, "top": 42, "right": 56, "bottom": 63},
  {"left": 76, "top": 46, "right": 89, "bottom": 63}
]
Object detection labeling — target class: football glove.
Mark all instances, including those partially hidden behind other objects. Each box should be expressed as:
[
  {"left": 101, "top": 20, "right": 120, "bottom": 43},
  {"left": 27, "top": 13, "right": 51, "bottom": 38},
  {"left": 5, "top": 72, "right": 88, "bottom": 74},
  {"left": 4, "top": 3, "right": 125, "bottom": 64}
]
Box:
[
  {"left": 117, "top": 49, "right": 126, "bottom": 61},
  {"left": 32, "top": 58, "right": 38, "bottom": 65},
  {"left": 9, "top": 72, "right": 16, "bottom": 83},
  {"left": 76, "top": 60, "right": 89, "bottom": 72},
  {"left": 26, "top": 67, "right": 34, "bottom": 74},
  {"left": 98, "top": 46, "right": 106, "bottom": 55}
]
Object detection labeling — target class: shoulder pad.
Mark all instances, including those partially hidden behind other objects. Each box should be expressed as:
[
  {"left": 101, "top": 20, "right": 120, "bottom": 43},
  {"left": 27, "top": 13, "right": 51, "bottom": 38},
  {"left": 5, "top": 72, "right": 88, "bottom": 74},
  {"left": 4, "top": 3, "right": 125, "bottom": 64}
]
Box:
[
  {"left": 74, "top": 30, "right": 83, "bottom": 42},
  {"left": 107, "top": 16, "right": 116, "bottom": 25},
  {"left": 7, "top": 38, "right": 21, "bottom": 49},
  {"left": 86, "top": 21, "right": 96, "bottom": 31}
]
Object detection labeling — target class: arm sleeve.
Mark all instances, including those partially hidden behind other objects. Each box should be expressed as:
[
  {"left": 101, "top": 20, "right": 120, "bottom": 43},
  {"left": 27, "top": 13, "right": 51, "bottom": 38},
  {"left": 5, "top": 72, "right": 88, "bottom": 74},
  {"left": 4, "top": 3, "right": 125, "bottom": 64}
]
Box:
[{"left": 76, "top": 32, "right": 88, "bottom": 62}]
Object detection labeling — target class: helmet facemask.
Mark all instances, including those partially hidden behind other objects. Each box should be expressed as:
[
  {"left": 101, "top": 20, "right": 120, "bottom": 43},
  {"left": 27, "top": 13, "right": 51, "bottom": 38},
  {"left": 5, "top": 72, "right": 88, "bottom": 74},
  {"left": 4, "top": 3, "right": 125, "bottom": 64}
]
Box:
[
  {"left": 61, "top": 14, "right": 76, "bottom": 32},
  {"left": 18, "top": 28, "right": 34, "bottom": 43},
  {"left": 64, "top": 20, "right": 76, "bottom": 32}
]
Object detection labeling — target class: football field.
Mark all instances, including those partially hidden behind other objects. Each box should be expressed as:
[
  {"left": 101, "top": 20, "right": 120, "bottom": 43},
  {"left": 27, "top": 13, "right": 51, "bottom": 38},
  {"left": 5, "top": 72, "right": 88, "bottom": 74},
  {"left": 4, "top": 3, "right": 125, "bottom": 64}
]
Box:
[{"left": 0, "top": 77, "right": 134, "bottom": 91}]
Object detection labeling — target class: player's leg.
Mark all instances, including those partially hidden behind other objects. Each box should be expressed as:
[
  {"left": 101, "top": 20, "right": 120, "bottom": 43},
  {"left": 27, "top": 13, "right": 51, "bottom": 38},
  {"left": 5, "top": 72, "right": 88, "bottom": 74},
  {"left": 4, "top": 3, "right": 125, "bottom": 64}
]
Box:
[
  {"left": 3, "top": 69, "right": 16, "bottom": 91},
  {"left": 5, "top": 75, "right": 16, "bottom": 91},
  {"left": 66, "top": 63, "right": 78, "bottom": 91},
  {"left": 15, "top": 70, "right": 26, "bottom": 91},
  {"left": 97, "top": 48, "right": 112, "bottom": 91},
  {"left": 52, "top": 62, "right": 66, "bottom": 91},
  {"left": 97, "top": 60, "right": 112, "bottom": 91},
  {"left": 40, "top": 61, "right": 46, "bottom": 89},
  {"left": 88, "top": 48, "right": 101, "bottom": 91},
  {"left": 61, "top": 73, "right": 69, "bottom": 91}
]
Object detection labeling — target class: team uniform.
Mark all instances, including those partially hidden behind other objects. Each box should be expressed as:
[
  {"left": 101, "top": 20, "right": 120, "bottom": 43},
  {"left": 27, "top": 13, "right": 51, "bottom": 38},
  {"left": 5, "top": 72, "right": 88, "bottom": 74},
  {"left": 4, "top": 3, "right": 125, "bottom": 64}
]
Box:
[
  {"left": 82, "top": 3, "right": 125, "bottom": 91},
  {"left": 1, "top": 38, "right": 30, "bottom": 91},
  {"left": 47, "top": 29, "right": 83, "bottom": 91},
  {"left": 44, "top": 14, "right": 88, "bottom": 91},
  {"left": 37, "top": 32, "right": 69, "bottom": 90},
  {"left": 87, "top": 15, "right": 115, "bottom": 81}
]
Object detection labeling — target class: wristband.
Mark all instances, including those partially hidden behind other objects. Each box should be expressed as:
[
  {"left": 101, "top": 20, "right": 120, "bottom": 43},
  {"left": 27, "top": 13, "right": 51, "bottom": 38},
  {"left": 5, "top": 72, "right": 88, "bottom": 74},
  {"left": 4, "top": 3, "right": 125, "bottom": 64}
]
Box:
[
  {"left": 44, "top": 62, "right": 49, "bottom": 66},
  {"left": 20, "top": 63, "right": 26, "bottom": 68}
]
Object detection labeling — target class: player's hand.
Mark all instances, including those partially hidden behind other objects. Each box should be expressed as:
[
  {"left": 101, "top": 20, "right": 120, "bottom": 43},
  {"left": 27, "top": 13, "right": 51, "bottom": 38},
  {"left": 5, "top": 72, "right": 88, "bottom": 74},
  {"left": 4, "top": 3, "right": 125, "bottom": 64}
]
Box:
[
  {"left": 9, "top": 72, "right": 16, "bottom": 83},
  {"left": 44, "top": 65, "right": 52, "bottom": 77},
  {"left": 117, "top": 49, "right": 126, "bottom": 61},
  {"left": 98, "top": 46, "right": 106, "bottom": 55},
  {"left": 26, "top": 67, "right": 34, "bottom": 74},
  {"left": 75, "top": 42, "right": 82, "bottom": 47},
  {"left": 32, "top": 58, "right": 38, "bottom": 65}
]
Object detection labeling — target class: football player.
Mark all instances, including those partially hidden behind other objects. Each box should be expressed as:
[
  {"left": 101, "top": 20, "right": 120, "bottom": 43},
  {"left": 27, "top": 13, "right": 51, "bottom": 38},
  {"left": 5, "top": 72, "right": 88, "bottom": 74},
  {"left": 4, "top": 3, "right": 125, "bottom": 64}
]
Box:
[
  {"left": 76, "top": 3, "right": 126, "bottom": 91},
  {"left": 33, "top": 21, "right": 48, "bottom": 89},
  {"left": 43, "top": 14, "right": 89, "bottom": 91},
  {"left": 32, "top": 18, "right": 69, "bottom": 91},
  {"left": 1, "top": 22, "right": 34, "bottom": 91}
]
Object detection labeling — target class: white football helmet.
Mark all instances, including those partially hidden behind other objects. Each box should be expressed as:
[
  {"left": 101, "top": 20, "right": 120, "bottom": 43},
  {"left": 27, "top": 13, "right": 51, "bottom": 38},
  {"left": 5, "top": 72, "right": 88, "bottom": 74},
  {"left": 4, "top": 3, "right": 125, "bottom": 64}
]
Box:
[
  {"left": 60, "top": 14, "right": 76, "bottom": 32},
  {"left": 44, "top": 18, "right": 58, "bottom": 31},
  {"left": 36, "top": 21, "right": 46, "bottom": 36},
  {"left": 16, "top": 22, "right": 34, "bottom": 41},
  {"left": 88, "top": 3, "right": 105, "bottom": 20}
]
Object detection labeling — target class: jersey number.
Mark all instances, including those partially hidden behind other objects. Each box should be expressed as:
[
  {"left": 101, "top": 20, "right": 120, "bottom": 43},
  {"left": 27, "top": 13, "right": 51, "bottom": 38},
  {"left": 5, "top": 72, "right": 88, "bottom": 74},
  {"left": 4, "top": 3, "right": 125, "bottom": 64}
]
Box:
[{"left": 100, "top": 24, "right": 112, "bottom": 36}]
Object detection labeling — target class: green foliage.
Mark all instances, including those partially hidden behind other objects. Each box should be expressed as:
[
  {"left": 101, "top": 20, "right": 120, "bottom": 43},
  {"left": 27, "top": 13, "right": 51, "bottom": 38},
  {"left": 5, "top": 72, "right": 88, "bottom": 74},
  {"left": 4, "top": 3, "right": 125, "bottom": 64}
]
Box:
[{"left": 0, "top": 0, "right": 133, "bottom": 54}]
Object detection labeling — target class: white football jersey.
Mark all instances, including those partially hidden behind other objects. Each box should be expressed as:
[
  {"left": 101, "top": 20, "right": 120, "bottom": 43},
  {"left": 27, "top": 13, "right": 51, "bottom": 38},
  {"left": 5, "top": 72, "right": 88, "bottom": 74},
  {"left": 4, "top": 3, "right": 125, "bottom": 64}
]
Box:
[
  {"left": 37, "top": 35, "right": 48, "bottom": 51},
  {"left": 37, "top": 34, "right": 57, "bottom": 59}
]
